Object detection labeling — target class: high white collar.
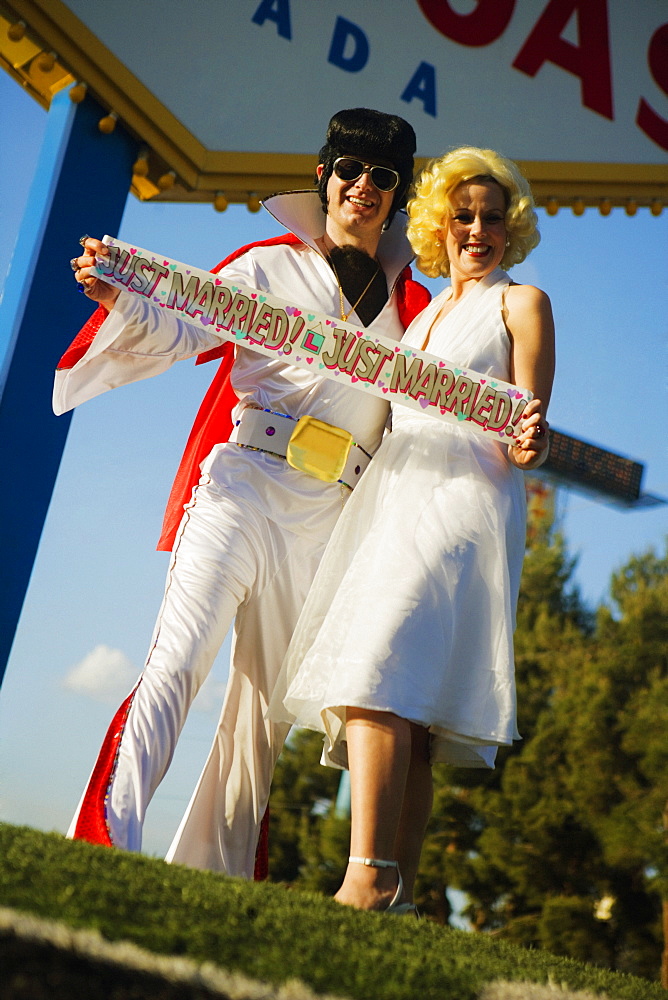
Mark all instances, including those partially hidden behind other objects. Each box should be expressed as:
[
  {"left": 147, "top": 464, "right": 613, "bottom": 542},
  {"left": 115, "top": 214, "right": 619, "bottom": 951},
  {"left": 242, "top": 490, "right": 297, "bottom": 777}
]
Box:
[{"left": 261, "top": 189, "right": 415, "bottom": 290}]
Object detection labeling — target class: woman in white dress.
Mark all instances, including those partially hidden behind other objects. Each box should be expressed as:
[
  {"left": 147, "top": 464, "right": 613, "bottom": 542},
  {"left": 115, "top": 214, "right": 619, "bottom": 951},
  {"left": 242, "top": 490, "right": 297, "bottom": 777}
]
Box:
[{"left": 270, "top": 147, "right": 555, "bottom": 913}]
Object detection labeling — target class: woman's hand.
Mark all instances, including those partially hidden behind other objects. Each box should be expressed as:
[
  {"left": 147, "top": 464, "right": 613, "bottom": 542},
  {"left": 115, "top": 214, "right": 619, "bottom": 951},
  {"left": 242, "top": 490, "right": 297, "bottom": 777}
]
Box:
[
  {"left": 508, "top": 397, "right": 550, "bottom": 470},
  {"left": 70, "top": 236, "right": 120, "bottom": 310}
]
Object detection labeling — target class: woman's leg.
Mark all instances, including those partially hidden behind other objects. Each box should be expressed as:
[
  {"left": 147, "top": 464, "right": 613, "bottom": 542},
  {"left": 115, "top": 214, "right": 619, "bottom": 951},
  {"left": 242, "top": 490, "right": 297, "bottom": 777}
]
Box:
[
  {"left": 395, "top": 723, "right": 433, "bottom": 901},
  {"left": 335, "top": 708, "right": 412, "bottom": 910}
]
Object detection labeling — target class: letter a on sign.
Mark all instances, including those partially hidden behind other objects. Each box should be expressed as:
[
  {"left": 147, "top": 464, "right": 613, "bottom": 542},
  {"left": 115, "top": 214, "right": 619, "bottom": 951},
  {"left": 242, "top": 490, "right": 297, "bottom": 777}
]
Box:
[{"left": 513, "top": 0, "right": 614, "bottom": 120}]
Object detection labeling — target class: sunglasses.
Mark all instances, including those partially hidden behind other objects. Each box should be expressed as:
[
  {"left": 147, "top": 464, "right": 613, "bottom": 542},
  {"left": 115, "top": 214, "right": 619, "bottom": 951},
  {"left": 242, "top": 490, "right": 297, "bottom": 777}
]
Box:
[{"left": 332, "top": 157, "right": 401, "bottom": 193}]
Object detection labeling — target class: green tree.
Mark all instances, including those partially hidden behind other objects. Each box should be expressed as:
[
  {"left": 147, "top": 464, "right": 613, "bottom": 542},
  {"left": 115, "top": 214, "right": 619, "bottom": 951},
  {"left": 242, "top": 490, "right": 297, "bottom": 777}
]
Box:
[
  {"left": 437, "top": 540, "right": 668, "bottom": 980},
  {"left": 558, "top": 543, "right": 668, "bottom": 977}
]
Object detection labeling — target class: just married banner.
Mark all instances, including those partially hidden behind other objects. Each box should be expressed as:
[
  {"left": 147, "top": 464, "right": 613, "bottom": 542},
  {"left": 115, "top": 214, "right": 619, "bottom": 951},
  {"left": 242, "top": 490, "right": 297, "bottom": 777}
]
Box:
[{"left": 91, "top": 237, "right": 532, "bottom": 441}]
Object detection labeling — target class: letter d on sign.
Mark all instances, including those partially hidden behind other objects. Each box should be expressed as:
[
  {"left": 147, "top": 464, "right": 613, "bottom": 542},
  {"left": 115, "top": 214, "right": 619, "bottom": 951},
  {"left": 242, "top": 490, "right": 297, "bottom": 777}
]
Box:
[{"left": 328, "top": 16, "right": 369, "bottom": 72}]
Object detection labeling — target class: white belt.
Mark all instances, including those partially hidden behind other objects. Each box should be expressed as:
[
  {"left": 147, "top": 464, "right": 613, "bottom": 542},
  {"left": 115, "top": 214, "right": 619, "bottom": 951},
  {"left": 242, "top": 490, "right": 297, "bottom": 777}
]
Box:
[{"left": 229, "top": 408, "right": 373, "bottom": 489}]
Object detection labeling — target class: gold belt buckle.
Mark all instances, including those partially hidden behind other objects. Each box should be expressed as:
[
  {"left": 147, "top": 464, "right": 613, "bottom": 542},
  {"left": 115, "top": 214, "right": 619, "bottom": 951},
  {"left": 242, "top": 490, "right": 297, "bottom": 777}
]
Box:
[{"left": 286, "top": 415, "right": 353, "bottom": 483}]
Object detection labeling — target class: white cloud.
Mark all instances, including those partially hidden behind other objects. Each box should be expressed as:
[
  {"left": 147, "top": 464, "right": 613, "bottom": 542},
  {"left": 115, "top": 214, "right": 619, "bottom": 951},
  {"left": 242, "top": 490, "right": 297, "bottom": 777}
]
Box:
[
  {"left": 63, "top": 647, "right": 228, "bottom": 713},
  {"left": 62, "top": 645, "right": 137, "bottom": 704}
]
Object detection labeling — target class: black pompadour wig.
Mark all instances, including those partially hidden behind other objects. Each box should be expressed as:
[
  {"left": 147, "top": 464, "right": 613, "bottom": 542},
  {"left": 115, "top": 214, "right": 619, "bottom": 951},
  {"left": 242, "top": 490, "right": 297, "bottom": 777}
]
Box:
[{"left": 315, "top": 108, "right": 417, "bottom": 226}]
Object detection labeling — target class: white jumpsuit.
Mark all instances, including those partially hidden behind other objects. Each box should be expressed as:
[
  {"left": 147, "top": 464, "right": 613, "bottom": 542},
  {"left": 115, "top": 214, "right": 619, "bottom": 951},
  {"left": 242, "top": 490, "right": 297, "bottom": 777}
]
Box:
[{"left": 57, "top": 191, "right": 418, "bottom": 876}]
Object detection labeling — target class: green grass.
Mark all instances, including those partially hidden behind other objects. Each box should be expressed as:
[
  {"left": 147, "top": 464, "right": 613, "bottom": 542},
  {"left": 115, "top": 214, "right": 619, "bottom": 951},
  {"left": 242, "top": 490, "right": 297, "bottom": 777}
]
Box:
[{"left": 0, "top": 824, "right": 662, "bottom": 1000}]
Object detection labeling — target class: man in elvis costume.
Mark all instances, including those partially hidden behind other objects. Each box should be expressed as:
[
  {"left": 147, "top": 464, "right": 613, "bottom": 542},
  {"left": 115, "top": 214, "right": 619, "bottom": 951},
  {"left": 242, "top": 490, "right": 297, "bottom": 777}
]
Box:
[{"left": 57, "top": 108, "right": 430, "bottom": 878}]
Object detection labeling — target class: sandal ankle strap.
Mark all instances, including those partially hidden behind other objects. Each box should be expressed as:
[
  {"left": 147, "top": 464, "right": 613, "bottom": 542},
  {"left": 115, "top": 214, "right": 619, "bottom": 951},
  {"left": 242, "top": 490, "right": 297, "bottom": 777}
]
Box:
[
  {"left": 348, "top": 857, "right": 404, "bottom": 910},
  {"left": 348, "top": 856, "right": 398, "bottom": 869}
]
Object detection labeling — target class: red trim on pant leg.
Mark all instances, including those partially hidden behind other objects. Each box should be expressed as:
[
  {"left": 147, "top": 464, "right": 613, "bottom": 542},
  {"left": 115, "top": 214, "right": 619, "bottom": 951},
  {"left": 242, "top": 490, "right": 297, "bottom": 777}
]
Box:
[
  {"left": 254, "top": 807, "right": 269, "bottom": 881},
  {"left": 72, "top": 685, "right": 139, "bottom": 846}
]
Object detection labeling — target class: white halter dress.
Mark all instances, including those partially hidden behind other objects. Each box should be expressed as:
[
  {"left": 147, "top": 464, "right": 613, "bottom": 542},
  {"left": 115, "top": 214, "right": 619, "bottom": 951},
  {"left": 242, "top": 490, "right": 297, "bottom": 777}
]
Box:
[{"left": 270, "top": 268, "right": 526, "bottom": 768}]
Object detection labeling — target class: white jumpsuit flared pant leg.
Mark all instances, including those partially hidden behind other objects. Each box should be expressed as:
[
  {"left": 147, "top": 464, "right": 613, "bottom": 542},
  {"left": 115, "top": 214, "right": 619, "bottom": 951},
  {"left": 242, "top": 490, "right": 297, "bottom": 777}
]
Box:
[{"left": 70, "top": 475, "right": 324, "bottom": 876}]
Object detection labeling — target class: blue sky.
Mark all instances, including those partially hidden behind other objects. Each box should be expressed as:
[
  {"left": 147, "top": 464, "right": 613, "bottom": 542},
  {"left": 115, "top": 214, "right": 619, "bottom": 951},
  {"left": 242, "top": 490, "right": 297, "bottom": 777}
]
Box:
[{"left": 0, "top": 71, "right": 666, "bottom": 860}]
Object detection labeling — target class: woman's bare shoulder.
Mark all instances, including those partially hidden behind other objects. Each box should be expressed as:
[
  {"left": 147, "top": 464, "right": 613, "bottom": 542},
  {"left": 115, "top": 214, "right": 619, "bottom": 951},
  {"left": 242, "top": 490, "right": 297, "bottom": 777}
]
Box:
[
  {"left": 506, "top": 281, "right": 551, "bottom": 308},
  {"left": 504, "top": 282, "right": 553, "bottom": 326}
]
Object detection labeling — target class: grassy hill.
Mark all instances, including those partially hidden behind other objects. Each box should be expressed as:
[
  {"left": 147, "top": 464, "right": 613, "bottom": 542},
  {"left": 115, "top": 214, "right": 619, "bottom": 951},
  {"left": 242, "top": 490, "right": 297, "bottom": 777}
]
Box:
[{"left": 0, "top": 824, "right": 662, "bottom": 1000}]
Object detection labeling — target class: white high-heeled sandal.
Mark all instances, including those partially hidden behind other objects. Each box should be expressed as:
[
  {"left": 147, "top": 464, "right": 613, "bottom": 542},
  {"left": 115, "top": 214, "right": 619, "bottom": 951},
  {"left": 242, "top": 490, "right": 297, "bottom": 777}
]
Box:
[{"left": 348, "top": 856, "right": 418, "bottom": 916}]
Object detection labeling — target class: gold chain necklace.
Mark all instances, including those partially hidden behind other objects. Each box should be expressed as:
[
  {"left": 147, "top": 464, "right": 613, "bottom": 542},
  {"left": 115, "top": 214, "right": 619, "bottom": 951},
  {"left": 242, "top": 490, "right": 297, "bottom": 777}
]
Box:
[{"left": 328, "top": 254, "right": 381, "bottom": 323}]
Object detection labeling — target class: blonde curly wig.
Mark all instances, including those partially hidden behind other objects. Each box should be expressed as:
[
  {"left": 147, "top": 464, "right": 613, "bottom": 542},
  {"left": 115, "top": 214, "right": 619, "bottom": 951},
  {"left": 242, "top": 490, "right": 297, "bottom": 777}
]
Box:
[{"left": 406, "top": 147, "right": 540, "bottom": 278}]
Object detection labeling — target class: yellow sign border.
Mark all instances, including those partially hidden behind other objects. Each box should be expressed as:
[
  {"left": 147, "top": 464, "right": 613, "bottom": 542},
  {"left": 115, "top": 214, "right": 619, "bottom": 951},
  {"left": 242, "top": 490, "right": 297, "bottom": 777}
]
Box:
[{"left": 2, "top": 0, "right": 666, "bottom": 212}]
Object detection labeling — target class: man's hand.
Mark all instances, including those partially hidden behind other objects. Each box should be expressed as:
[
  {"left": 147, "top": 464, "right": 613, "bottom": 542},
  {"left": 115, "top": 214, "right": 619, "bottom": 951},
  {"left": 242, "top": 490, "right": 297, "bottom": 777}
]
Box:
[{"left": 70, "top": 236, "right": 120, "bottom": 309}]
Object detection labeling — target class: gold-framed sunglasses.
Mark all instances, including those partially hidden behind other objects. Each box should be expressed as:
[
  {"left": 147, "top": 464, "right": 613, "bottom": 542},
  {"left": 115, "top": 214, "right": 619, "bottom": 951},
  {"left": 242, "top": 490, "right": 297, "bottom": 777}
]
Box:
[{"left": 332, "top": 157, "right": 401, "bottom": 193}]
